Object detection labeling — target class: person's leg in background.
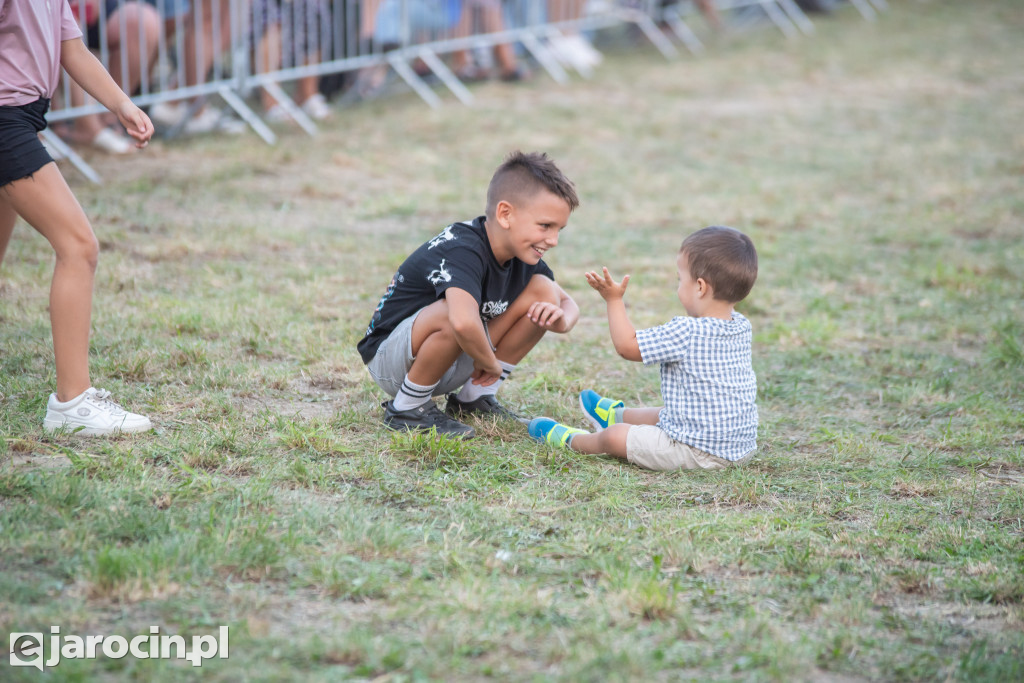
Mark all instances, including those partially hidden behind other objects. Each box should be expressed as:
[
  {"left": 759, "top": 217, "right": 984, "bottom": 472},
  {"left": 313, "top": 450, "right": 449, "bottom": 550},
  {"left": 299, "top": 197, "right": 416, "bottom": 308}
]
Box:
[
  {"left": 546, "top": 0, "right": 601, "bottom": 70},
  {"left": 64, "top": 1, "right": 160, "bottom": 153},
  {"left": 105, "top": 1, "right": 162, "bottom": 93},
  {"left": 150, "top": 0, "right": 246, "bottom": 134},
  {"left": 451, "top": 0, "right": 527, "bottom": 81}
]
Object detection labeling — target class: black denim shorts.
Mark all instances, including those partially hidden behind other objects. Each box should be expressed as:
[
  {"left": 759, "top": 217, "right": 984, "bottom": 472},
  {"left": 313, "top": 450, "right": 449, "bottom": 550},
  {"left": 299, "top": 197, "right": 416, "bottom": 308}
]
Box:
[{"left": 0, "top": 98, "right": 53, "bottom": 188}]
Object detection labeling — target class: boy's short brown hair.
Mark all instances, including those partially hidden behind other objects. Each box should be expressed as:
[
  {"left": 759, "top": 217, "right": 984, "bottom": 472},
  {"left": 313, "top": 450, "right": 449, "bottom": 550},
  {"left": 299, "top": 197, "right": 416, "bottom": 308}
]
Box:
[
  {"left": 486, "top": 151, "right": 579, "bottom": 217},
  {"left": 680, "top": 226, "right": 758, "bottom": 303}
]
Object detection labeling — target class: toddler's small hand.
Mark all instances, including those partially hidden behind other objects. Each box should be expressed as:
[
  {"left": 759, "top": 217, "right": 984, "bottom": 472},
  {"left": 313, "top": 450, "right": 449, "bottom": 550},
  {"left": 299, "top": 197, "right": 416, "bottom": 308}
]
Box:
[{"left": 584, "top": 267, "right": 630, "bottom": 301}]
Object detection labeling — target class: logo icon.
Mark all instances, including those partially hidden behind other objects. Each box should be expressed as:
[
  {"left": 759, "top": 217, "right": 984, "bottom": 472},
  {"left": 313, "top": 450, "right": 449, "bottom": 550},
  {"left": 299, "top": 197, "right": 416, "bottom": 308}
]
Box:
[{"left": 9, "top": 632, "right": 44, "bottom": 671}]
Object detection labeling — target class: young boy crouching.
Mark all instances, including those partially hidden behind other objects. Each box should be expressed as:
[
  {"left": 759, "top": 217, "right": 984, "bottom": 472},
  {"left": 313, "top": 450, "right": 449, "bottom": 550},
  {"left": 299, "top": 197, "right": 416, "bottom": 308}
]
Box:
[{"left": 357, "top": 151, "right": 581, "bottom": 438}]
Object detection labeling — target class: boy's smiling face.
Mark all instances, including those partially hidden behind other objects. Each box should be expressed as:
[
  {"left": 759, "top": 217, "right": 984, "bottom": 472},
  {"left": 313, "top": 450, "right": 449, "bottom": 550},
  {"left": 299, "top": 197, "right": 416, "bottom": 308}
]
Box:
[{"left": 492, "top": 189, "right": 571, "bottom": 265}]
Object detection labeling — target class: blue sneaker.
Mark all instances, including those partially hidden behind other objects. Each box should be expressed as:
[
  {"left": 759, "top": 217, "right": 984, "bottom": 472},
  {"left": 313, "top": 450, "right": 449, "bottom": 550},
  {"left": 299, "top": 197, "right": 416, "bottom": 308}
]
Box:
[
  {"left": 579, "top": 390, "right": 624, "bottom": 431},
  {"left": 528, "top": 417, "right": 586, "bottom": 449}
]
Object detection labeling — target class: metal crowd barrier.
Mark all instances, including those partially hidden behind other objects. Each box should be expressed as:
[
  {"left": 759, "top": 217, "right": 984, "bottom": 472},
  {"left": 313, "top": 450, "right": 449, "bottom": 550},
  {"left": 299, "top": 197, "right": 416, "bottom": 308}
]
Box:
[{"left": 45, "top": 0, "right": 883, "bottom": 182}]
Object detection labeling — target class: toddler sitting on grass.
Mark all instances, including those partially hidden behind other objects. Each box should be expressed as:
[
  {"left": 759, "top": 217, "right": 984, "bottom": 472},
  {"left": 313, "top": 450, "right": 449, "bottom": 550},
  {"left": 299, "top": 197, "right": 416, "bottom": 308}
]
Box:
[{"left": 529, "top": 226, "right": 759, "bottom": 471}]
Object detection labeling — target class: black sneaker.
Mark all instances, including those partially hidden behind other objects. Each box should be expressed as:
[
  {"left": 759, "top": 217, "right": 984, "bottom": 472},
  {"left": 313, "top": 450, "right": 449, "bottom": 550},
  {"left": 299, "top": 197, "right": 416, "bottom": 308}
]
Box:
[
  {"left": 383, "top": 401, "right": 475, "bottom": 438},
  {"left": 445, "top": 394, "right": 522, "bottom": 421}
]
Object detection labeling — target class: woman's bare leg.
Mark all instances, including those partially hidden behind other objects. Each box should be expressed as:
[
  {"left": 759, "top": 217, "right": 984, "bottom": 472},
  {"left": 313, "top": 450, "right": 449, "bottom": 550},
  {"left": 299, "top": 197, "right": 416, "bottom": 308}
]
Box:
[
  {"left": 1, "top": 164, "right": 98, "bottom": 401},
  {"left": 0, "top": 194, "right": 16, "bottom": 266}
]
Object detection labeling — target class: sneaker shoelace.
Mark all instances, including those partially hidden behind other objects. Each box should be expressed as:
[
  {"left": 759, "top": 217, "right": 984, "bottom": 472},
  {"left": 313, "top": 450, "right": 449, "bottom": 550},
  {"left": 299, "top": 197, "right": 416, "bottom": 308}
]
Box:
[
  {"left": 86, "top": 389, "right": 127, "bottom": 415},
  {"left": 426, "top": 404, "right": 457, "bottom": 424}
]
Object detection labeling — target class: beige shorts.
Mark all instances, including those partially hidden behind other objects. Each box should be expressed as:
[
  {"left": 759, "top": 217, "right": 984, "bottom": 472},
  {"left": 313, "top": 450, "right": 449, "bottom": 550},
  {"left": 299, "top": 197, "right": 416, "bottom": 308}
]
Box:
[{"left": 625, "top": 425, "right": 755, "bottom": 471}]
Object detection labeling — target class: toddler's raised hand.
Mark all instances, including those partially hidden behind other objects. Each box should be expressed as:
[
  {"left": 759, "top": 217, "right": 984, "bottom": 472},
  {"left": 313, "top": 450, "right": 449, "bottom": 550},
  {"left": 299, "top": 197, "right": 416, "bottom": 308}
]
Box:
[{"left": 585, "top": 267, "right": 630, "bottom": 301}]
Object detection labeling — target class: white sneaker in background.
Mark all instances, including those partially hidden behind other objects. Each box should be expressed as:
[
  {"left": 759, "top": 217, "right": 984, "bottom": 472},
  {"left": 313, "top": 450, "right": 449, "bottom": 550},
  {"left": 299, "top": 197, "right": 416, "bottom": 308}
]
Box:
[
  {"left": 43, "top": 387, "right": 153, "bottom": 436},
  {"left": 149, "top": 101, "right": 188, "bottom": 128},
  {"left": 150, "top": 101, "right": 246, "bottom": 135},
  {"left": 182, "top": 106, "right": 246, "bottom": 135},
  {"left": 264, "top": 103, "right": 290, "bottom": 123},
  {"left": 567, "top": 33, "right": 603, "bottom": 66},
  {"left": 89, "top": 128, "right": 135, "bottom": 155},
  {"left": 301, "top": 93, "right": 332, "bottom": 120},
  {"left": 548, "top": 32, "right": 602, "bottom": 70}
]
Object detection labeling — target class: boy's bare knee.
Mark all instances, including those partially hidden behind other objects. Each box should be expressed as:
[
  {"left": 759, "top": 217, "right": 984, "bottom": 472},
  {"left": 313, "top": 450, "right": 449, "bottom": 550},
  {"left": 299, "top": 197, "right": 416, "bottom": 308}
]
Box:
[
  {"left": 412, "top": 304, "right": 462, "bottom": 360},
  {"left": 428, "top": 323, "right": 458, "bottom": 346},
  {"left": 599, "top": 423, "right": 632, "bottom": 458},
  {"left": 520, "top": 274, "right": 560, "bottom": 306}
]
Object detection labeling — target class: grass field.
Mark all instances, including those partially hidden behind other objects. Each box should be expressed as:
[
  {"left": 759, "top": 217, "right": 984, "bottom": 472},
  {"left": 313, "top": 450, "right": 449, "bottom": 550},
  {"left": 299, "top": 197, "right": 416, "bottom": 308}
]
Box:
[{"left": 2, "top": 0, "right": 1023, "bottom": 680}]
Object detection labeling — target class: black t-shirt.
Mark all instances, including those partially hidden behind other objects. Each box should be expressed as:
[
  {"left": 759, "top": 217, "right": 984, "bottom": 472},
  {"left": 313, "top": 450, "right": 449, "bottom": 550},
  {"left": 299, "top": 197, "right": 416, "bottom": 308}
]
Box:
[{"left": 357, "top": 216, "right": 555, "bottom": 364}]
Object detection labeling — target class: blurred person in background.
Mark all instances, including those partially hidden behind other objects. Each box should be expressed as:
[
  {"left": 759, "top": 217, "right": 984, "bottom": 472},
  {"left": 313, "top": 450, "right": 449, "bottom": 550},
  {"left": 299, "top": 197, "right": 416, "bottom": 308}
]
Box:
[
  {"left": 61, "top": 0, "right": 161, "bottom": 153},
  {"left": 147, "top": 0, "right": 247, "bottom": 135},
  {"left": 546, "top": 0, "right": 601, "bottom": 71},
  {"left": 450, "top": 0, "right": 529, "bottom": 82},
  {"left": 253, "top": 0, "right": 333, "bottom": 122},
  {"left": 350, "top": 0, "right": 463, "bottom": 98}
]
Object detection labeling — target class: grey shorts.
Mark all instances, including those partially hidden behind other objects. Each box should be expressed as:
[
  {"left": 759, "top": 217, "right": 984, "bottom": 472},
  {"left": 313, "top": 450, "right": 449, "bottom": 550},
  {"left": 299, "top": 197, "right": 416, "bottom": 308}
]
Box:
[
  {"left": 626, "top": 425, "right": 755, "bottom": 471},
  {"left": 366, "top": 309, "right": 478, "bottom": 398}
]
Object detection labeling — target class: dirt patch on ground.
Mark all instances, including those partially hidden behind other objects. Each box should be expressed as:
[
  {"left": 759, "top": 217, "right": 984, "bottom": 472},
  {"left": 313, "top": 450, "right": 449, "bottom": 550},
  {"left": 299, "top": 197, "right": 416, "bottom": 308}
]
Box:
[
  {"left": 237, "top": 372, "right": 364, "bottom": 421},
  {"left": 888, "top": 597, "right": 1022, "bottom": 635},
  {"left": 7, "top": 453, "right": 73, "bottom": 468}
]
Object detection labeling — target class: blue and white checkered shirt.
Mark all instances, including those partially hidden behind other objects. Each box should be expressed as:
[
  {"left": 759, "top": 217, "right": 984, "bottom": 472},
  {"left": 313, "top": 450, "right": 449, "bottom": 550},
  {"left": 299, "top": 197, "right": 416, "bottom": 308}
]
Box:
[{"left": 635, "top": 312, "right": 758, "bottom": 461}]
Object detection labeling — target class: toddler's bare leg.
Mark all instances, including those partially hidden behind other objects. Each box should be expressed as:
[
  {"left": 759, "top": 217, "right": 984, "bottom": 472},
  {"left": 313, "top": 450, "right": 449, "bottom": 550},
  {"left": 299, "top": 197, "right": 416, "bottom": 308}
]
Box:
[
  {"left": 568, "top": 423, "right": 631, "bottom": 459},
  {"left": 1, "top": 164, "right": 97, "bottom": 401},
  {"left": 622, "top": 407, "right": 661, "bottom": 425},
  {"left": 487, "top": 274, "right": 560, "bottom": 364},
  {"left": 407, "top": 299, "right": 464, "bottom": 386}
]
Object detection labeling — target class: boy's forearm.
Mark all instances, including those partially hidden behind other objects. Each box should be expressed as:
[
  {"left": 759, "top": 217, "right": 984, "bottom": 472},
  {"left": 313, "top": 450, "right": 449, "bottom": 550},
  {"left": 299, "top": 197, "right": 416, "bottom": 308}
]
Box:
[
  {"left": 554, "top": 292, "right": 580, "bottom": 333},
  {"left": 451, "top": 320, "right": 498, "bottom": 367},
  {"left": 606, "top": 298, "right": 642, "bottom": 361},
  {"left": 445, "top": 289, "right": 499, "bottom": 368},
  {"left": 60, "top": 39, "right": 131, "bottom": 114}
]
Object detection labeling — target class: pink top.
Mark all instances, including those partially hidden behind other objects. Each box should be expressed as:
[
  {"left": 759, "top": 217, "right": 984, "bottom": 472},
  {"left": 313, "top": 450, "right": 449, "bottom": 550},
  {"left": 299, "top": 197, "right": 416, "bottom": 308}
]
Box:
[{"left": 0, "top": 0, "right": 83, "bottom": 106}]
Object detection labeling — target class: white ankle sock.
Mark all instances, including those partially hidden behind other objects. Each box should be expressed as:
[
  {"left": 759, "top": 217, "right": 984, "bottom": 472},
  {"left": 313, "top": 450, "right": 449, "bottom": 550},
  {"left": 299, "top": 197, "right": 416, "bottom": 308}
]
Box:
[
  {"left": 392, "top": 375, "right": 438, "bottom": 411},
  {"left": 456, "top": 360, "right": 515, "bottom": 402}
]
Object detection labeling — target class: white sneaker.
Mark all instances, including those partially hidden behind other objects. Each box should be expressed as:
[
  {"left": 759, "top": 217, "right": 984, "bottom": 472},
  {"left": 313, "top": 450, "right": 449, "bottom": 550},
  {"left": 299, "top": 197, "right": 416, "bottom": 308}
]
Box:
[
  {"left": 150, "top": 102, "right": 246, "bottom": 135},
  {"left": 300, "top": 93, "right": 332, "bottom": 120},
  {"left": 182, "top": 106, "right": 246, "bottom": 135},
  {"left": 264, "top": 103, "right": 291, "bottom": 123},
  {"left": 149, "top": 101, "right": 188, "bottom": 128},
  {"left": 89, "top": 128, "right": 135, "bottom": 155},
  {"left": 567, "top": 34, "right": 603, "bottom": 66},
  {"left": 548, "top": 33, "right": 602, "bottom": 70},
  {"left": 43, "top": 388, "right": 153, "bottom": 436}
]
